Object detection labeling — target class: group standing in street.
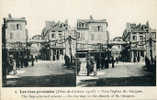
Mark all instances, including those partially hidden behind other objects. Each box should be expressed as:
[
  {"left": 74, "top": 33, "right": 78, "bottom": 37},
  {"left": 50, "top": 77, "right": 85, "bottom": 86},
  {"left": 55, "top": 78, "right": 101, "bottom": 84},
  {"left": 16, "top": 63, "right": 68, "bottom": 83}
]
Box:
[
  {"left": 5, "top": 51, "right": 37, "bottom": 76},
  {"left": 76, "top": 52, "right": 116, "bottom": 76}
]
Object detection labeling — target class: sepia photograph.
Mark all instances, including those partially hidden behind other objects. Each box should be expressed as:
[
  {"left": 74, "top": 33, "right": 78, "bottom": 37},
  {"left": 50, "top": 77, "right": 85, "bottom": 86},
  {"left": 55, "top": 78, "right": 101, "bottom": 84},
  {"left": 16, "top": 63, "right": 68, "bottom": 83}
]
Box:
[{"left": 1, "top": 0, "right": 156, "bottom": 88}]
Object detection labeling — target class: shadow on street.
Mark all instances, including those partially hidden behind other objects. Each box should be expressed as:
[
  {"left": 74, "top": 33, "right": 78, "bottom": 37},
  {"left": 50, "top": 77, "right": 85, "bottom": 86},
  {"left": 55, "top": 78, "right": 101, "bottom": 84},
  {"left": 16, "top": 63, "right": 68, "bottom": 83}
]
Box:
[{"left": 6, "top": 73, "right": 76, "bottom": 87}]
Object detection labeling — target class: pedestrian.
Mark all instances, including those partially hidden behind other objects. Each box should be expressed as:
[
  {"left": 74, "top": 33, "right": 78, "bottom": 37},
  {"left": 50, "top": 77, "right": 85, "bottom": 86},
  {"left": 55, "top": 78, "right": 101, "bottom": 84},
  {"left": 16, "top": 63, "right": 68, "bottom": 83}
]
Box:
[
  {"left": 100, "top": 56, "right": 104, "bottom": 70},
  {"left": 64, "top": 54, "right": 68, "bottom": 66},
  {"left": 154, "top": 56, "right": 156, "bottom": 65},
  {"left": 25, "top": 55, "right": 29, "bottom": 67},
  {"left": 116, "top": 57, "right": 118, "bottom": 64},
  {"left": 105, "top": 57, "right": 109, "bottom": 68},
  {"left": 86, "top": 54, "right": 91, "bottom": 76},
  {"left": 137, "top": 56, "right": 140, "bottom": 62},
  {"left": 102, "top": 56, "right": 106, "bottom": 69},
  {"left": 31, "top": 55, "right": 35, "bottom": 66},
  {"left": 8, "top": 55, "right": 14, "bottom": 74},
  {"left": 15, "top": 52, "right": 20, "bottom": 70},
  {"left": 90, "top": 56, "right": 95, "bottom": 73},
  {"left": 9, "top": 55, "right": 17, "bottom": 75},
  {"left": 133, "top": 57, "right": 136, "bottom": 63},
  {"left": 92, "top": 57, "right": 97, "bottom": 76},
  {"left": 24, "top": 55, "right": 27, "bottom": 67},
  {"left": 12, "top": 58, "right": 17, "bottom": 75},
  {"left": 35, "top": 56, "right": 38, "bottom": 62},
  {"left": 111, "top": 56, "right": 115, "bottom": 68},
  {"left": 96, "top": 55, "right": 100, "bottom": 71},
  {"left": 20, "top": 53, "right": 24, "bottom": 68},
  {"left": 67, "top": 55, "right": 70, "bottom": 67},
  {"left": 76, "top": 58, "right": 81, "bottom": 75}
]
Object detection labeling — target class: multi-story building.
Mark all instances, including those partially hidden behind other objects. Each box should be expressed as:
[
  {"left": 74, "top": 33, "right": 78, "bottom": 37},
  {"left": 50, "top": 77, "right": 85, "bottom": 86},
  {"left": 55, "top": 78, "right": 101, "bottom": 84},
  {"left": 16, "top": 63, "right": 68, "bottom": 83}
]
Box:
[
  {"left": 30, "top": 34, "right": 42, "bottom": 58},
  {"left": 145, "top": 28, "right": 156, "bottom": 61},
  {"left": 111, "top": 36, "right": 124, "bottom": 59},
  {"left": 76, "top": 15, "right": 109, "bottom": 56},
  {"left": 122, "top": 22, "right": 155, "bottom": 62},
  {"left": 2, "top": 14, "right": 28, "bottom": 56},
  {"left": 41, "top": 20, "right": 68, "bottom": 60}
]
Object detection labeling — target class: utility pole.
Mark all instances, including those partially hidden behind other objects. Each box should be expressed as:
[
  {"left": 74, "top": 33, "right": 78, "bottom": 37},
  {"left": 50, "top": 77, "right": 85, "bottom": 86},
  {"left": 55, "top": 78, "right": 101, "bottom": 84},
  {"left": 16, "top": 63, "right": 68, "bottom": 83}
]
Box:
[
  {"left": 68, "top": 36, "right": 73, "bottom": 64},
  {"left": 75, "top": 30, "right": 80, "bottom": 75},
  {"left": 2, "top": 18, "right": 7, "bottom": 86},
  {"left": 149, "top": 33, "right": 153, "bottom": 64},
  {"left": 75, "top": 30, "right": 78, "bottom": 75},
  {"left": 147, "top": 22, "right": 153, "bottom": 64}
]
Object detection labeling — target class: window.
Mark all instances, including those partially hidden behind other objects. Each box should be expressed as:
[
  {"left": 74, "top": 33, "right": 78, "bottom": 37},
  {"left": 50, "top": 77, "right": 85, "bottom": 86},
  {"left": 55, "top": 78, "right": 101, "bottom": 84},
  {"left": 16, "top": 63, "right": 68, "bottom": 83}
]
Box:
[
  {"left": 141, "top": 51, "right": 144, "bottom": 57},
  {"left": 93, "top": 26, "right": 97, "bottom": 32},
  {"left": 85, "top": 24, "right": 88, "bottom": 28},
  {"left": 51, "top": 34, "right": 55, "bottom": 38},
  {"left": 79, "top": 23, "right": 81, "bottom": 28},
  {"left": 91, "top": 26, "right": 103, "bottom": 32},
  {"left": 98, "top": 26, "right": 100, "bottom": 32},
  {"left": 118, "top": 45, "right": 121, "bottom": 48},
  {"left": 60, "top": 50, "right": 63, "bottom": 55},
  {"left": 17, "top": 24, "right": 20, "bottom": 30},
  {"left": 132, "top": 36, "right": 137, "bottom": 41},
  {"left": 82, "top": 23, "right": 84, "bottom": 28},
  {"left": 59, "top": 33, "right": 62, "bottom": 39},
  {"left": 140, "top": 36, "right": 143, "bottom": 41},
  {"left": 16, "top": 24, "right": 22, "bottom": 30},
  {"left": 91, "top": 34, "right": 94, "bottom": 40},
  {"left": 10, "top": 32, "right": 13, "bottom": 39},
  {"left": 81, "top": 33, "right": 85, "bottom": 40},
  {"left": 10, "top": 24, "right": 16, "bottom": 30}
]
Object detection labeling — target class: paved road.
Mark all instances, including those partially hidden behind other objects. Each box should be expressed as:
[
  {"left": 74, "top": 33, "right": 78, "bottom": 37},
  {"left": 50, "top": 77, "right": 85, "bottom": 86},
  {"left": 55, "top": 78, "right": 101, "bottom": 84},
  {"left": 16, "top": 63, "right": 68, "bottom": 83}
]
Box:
[
  {"left": 77, "top": 62, "right": 155, "bottom": 86},
  {"left": 6, "top": 61, "right": 76, "bottom": 87}
]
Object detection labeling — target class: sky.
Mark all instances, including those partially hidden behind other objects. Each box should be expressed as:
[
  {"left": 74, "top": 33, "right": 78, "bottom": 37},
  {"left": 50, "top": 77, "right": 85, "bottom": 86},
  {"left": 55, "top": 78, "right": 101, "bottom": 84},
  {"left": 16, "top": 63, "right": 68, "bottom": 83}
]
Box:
[{"left": 0, "top": 0, "right": 157, "bottom": 39}]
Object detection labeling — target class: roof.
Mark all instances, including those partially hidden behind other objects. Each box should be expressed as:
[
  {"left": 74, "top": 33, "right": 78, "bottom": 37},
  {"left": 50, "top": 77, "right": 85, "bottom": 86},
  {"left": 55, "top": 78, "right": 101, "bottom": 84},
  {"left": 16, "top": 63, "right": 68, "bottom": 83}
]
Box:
[
  {"left": 5, "top": 17, "right": 26, "bottom": 22},
  {"left": 78, "top": 19, "right": 107, "bottom": 23},
  {"left": 126, "top": 23, "right": 148, "bottom": 32},
  {"left": 150, "top": 29, "right": 156, "bottom": 32},
  {"left": 41, "top": 21, "right": 68, "bottom": 38},
  {"left": 32, "top": 35, "right": 42, "bottom": 40},
  {"left": 113, "top": 36, "right": 122, "bottom": 41}
]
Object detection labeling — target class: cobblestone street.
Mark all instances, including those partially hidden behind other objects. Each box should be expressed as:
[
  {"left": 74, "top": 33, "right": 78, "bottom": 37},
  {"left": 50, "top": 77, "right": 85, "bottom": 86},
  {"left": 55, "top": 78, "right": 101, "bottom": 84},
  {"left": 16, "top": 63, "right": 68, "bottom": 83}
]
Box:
[
  {"left": 77, "top": 62, "right": 156, "bottom": 87},
  {"left": 6, "top": 61, "right": 75, "bottom": 87}
]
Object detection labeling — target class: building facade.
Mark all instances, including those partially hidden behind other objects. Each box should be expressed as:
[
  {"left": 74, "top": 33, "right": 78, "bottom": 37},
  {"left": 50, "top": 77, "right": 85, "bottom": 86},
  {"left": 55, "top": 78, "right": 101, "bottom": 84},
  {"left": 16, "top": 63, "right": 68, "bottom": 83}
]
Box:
[
  {"left": 76, "top": 16, "right": 109, "bottom": 57},
  {"left": 2, "top": 14, "right": 28, "bottom": 56},
  {"left": 29, "top": 34, "right": 42, "bottom": 58},
  {"left": 122, "top": 22, "right": 155, "bottom": 62},
  {"left": 41, "top": 20, "right": 68, "bottom": 61},
  {"left": 111, "top": 36, "right": 124, "bottom": 60},
  {"left": 145, "top": 28, "right": 156, "bottom": 61}
]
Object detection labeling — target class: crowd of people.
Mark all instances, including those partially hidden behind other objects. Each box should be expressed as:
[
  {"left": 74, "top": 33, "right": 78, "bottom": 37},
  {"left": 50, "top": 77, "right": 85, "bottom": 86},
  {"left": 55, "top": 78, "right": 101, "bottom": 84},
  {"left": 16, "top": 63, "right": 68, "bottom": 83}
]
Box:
[
  {"left": 145, "top": 56, "right": 156, "bottom": 72},
  {"left": 76, "top": 53, "right": 116, "bottom": 76},
  {"left": 5, "top": 52, "right": 38, "bottom": 75}
]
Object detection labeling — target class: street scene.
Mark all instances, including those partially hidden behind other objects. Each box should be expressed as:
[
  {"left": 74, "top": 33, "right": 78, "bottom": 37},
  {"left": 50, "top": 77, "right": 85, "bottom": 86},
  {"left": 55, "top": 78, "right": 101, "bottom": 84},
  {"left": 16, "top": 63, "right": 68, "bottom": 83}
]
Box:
[
  {"left": 77, "top": 61, "right": 155, "bottom": 86},
  {"left": 6, "top": 61, "right": 75, "bottom": 87},
  {"left": 2, "top": 15, "right": 77, "bottom": 87},
  {"left": 76, "top": 17, "right": 156, "bottom": 86},
  {"left": 1, "top": 0, "right": 156, "bottom": 87}
]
